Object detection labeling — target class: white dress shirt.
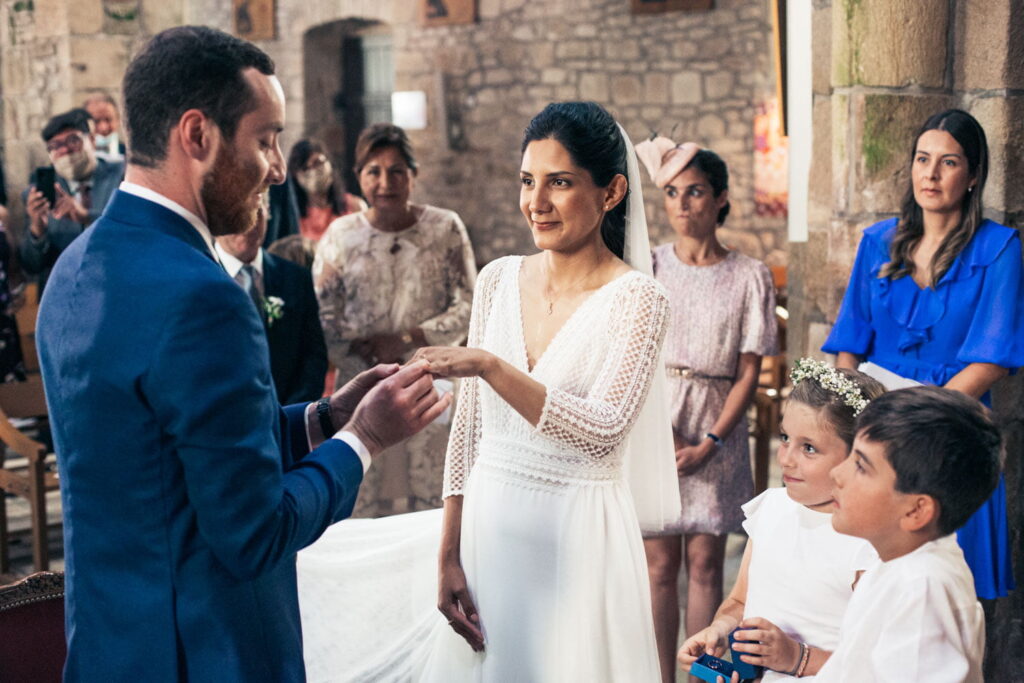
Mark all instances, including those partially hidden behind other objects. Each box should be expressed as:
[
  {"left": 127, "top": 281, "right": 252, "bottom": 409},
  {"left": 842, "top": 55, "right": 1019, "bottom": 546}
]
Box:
[
  {"left": 119, "top": 181, "right": 370, "bottom": 472},
  {"left": 815, "top": 535, "right": 984, "bottom": 682},
  {"left": 215, "top": 243, "right": 264, "bottom": 280}
]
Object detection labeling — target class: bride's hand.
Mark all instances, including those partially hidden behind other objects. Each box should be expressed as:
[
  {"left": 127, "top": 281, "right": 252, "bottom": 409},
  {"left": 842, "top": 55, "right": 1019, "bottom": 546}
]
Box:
[
  {"left": 438, "top": 559, "right": 484, "bottom": 651},
  {"left": 410, "top": 346, "right": 495, "bottom": 379}
]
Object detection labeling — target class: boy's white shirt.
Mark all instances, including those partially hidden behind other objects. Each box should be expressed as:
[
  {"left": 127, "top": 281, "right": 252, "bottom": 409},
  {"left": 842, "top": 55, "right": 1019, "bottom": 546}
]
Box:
[{"left": 816, "top": 534, "right": 984, "bottom": 683}]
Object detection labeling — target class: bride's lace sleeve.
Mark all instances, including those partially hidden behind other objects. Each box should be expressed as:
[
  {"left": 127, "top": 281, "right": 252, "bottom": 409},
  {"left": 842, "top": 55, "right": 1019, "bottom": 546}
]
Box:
[
  {"left": 441, "top": 258, "right": 505, "bottom": 498},
  {"left": 535, "top": 275, "right": 669, "bottom": 459}
]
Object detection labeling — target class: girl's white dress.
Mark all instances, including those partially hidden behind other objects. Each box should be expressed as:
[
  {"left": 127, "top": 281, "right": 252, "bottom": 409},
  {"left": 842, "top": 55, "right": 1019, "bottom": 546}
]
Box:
[
  {"left": 298, "top": 255, "right": 670, "bottom": 682},
  {"left": 741, "top": 488, "right": 877, "bottom": 682}
]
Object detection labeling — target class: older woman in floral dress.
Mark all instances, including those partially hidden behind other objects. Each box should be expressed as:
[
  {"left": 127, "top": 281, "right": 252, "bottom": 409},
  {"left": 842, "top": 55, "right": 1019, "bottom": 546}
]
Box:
[{"left": 314, "top": 123, "right": 476, "bottom": 517}]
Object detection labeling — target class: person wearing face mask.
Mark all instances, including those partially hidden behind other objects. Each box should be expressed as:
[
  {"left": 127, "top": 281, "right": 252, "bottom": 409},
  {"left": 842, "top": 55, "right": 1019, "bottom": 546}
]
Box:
[
  {"left": 289, "top": 139, "right": 363, "bottom": 243},
  {"left": 83, "top": 92, "right": 126, "bottom": 160},
  {"left": 20, "top": 108, "right": 125, "bottom": 291}
]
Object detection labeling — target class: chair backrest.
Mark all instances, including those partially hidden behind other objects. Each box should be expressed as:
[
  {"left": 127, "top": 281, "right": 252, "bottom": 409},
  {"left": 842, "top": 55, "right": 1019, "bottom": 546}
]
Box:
[
  {"left": 14, "top": 282, "right": 40, "bottom": 374},
  {"left": 0, "top": 376, "right": 48, "bottom": 462},
  {"left": 0, "top": 375, "right": 47, "bottom": 419},
  {"left": 0, "top": 571, "right": 66, "bottom": 682}
]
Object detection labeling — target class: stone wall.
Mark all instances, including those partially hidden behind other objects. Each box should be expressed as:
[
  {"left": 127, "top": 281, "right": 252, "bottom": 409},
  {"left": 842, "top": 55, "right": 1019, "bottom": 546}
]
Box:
[
  {"left": 0, "top": 0, "right": 184, "bottom": 223},
  {"left": 790, "top": 1, "right": 1024, "bottom": 675},
  {"left": 2, "top": 0, "right": 784, "bottom": 269}
]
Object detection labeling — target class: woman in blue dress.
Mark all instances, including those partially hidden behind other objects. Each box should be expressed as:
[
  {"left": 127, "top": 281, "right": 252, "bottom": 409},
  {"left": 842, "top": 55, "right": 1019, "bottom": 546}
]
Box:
[{"left": 823, "top": 109, "right": 1022, "bottom": 599}]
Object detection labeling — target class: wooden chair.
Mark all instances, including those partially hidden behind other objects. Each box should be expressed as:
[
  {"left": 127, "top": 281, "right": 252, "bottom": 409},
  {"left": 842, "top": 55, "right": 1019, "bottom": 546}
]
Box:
[
  {"left": 0, "top": 376, "right": 59, "bottom": 573},
  {"left": 0, "top": 571, "right": 66, "bottom": 682},
  {"left": 14, "top": 282, "right": 40, "bottom": 374},
  {"left": 751, "top": 265, "right": 788, "bottom": 494}
]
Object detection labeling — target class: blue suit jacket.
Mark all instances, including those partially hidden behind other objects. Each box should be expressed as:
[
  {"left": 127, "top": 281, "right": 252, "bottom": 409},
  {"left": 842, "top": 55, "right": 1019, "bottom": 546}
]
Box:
[
  {"left": 262, "top": 251, "right": 328, "bottom": 404},
  {"left": 37, "top": 190, "right": 364, "bottom": 682},
  {"left": 19, "top": 157, "right": 125, "bottom": 291}
]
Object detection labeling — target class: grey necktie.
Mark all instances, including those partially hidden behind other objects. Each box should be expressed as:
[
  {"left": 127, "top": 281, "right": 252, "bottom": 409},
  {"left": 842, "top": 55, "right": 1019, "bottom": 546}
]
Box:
[{"left": 235, "top": 264, "right": 263, "bottom": 313}]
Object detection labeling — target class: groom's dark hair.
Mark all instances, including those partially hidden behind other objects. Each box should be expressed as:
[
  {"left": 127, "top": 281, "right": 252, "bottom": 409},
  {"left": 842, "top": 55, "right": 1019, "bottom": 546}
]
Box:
[{"left": 122, "top": 26, "right": 275, "bottom": 168}]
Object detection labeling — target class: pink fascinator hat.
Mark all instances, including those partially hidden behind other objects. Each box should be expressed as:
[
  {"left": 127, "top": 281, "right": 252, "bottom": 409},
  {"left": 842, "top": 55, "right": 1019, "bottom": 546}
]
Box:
[{"left": 634, "top": 136, "right": 701, "bottom": 189}]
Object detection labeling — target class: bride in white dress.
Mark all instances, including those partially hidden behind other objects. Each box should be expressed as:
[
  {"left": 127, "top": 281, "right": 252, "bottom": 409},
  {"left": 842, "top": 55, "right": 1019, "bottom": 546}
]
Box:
[{"left": 297, "top": 102, "right": 680, "bottom": 682}]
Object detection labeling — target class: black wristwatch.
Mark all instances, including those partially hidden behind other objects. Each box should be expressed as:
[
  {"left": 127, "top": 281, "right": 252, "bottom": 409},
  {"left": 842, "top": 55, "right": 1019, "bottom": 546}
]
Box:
[
  {"left": 316, "top": 397, "right": 335, "bottom": 437},
  {"left": 705, "top": 432, "right": 722, "bottom": 448}
]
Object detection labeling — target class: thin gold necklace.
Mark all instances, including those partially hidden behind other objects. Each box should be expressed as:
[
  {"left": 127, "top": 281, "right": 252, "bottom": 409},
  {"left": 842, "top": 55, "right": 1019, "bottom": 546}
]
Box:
[{"left": 542, "top": 260, "right": 604, "bottom": 315}]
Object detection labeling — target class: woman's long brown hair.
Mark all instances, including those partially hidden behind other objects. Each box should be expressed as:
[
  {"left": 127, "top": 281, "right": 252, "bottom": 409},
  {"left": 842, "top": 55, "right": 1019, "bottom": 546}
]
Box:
[{"left": 878, "top": 109, "right": 989, "bottom": 288}]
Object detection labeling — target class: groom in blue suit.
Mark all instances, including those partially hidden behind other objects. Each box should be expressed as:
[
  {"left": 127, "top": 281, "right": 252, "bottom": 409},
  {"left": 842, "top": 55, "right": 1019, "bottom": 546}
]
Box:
[{"left": 36, "top": 26, "right": 450, "bottom": 682}]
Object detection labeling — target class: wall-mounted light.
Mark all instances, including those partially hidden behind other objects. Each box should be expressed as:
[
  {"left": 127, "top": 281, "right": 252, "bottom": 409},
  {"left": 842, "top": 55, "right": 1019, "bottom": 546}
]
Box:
[{"left": 391, "top": 91, "right": 428, "bottom": 130}]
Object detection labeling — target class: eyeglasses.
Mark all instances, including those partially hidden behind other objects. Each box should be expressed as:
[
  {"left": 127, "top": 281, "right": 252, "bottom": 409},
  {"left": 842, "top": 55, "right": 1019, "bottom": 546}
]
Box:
[{"left": 46, "top": 133, "right": 85, "bottom": 155}]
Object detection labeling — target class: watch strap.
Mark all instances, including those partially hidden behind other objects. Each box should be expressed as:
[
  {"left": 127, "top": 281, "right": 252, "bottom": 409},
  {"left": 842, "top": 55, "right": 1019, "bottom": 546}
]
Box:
[{"left": 316, "top": 397, "right": 335, "bottom": 438}]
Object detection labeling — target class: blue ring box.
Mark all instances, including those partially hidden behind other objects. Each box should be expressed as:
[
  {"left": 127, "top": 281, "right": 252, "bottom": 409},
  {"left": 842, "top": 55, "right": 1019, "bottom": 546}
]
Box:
[
  {"left": 690, "top": 653, "right": 736, "bottom": 682},
  {"left": 729, "top": 628, "right": 764, "bottom": 680},
  {"left": 689, "top": 629, "right": 764, "bottom": 683}
]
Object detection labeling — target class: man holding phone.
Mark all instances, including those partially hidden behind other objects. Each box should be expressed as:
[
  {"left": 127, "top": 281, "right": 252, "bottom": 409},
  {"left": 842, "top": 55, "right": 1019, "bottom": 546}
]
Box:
[{"left": 21, "top": 108, "right": 124, "bottom": 291}]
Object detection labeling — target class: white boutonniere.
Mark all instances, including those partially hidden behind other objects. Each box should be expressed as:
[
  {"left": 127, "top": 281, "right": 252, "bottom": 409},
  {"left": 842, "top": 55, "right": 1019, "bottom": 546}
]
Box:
[{"left": 263, "top": 296, "right": 285, "bottom": 326}]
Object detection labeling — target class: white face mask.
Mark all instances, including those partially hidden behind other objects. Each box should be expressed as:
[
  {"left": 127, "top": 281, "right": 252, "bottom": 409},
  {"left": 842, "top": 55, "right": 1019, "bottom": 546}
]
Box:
[
  {"left": 94, "top": 132, "right": 120, "bottom": 155},
  {"left": 54, "top": 148, "right": 97, "bottom": 182},
  {"left": 295, "top": 162, "right": 334, "bottom": 196}
]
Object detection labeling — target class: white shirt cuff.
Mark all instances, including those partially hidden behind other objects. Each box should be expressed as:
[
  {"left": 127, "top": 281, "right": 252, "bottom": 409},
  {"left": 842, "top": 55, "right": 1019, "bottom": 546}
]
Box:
[{"left": 335, "top": 430, "right": 371, "bottom": 474}]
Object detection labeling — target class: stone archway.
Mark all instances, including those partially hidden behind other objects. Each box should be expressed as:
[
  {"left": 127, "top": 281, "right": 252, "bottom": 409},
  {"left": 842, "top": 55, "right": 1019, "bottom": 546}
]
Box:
[{"left": 302, "top": 18, "right": 393, "bottom": 194}]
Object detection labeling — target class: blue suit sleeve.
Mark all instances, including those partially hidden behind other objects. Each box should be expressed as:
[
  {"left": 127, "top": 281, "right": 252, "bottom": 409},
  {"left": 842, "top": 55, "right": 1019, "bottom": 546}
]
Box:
[
  {"left": 144, "top": 277, "right": 362, "bottom": 581},
  {"left": 822, "top": 233, "right": 878, "bottom": 356},
  {"left": 957, "top": 234, "right": 1024, "bottom": 369}
]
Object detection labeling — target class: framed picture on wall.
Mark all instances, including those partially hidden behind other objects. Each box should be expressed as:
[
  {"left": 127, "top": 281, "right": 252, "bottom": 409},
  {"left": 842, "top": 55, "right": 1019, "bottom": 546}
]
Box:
[
  {"left": 234, "top": 0, "right": 275, "bottom": 41},
  {"left": 630, "top": 0, "right": 713, "bottom": 14},
  {"left": 420, "top": 0, "right": 477, "bottom": 27}
]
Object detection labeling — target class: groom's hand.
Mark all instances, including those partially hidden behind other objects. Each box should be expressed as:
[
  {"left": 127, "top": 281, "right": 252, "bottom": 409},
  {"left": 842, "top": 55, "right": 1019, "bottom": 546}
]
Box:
[
  {"left": 344, "top": 360, "right": 452, "bottom": 456},
  {"left": 328, "top": 363, "right": 401, "bottom": 428}
]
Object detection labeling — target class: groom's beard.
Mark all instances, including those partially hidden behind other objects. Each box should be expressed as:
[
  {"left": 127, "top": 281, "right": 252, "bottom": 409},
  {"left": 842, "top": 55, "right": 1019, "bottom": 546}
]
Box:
[{"left": 201, "top": 144, "right": 265, "bottom": 237}]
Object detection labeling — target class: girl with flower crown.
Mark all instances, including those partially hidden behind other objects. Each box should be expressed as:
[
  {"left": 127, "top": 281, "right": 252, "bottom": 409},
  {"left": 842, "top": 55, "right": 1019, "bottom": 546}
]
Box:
[{"left": 678, "top": 360, "right": 885, "bottom": 681}]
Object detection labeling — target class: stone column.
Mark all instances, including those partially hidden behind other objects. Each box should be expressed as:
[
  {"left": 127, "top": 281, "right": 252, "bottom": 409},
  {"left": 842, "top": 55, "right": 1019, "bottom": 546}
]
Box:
[{"left": 793, "top": 1, "right": 1023, "bottom": 676}]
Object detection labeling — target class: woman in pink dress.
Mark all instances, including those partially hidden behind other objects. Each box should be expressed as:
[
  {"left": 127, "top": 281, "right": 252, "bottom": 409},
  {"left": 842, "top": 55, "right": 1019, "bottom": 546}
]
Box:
[{"left": 635, "top": 136, "right": 779, "bottom": 682}]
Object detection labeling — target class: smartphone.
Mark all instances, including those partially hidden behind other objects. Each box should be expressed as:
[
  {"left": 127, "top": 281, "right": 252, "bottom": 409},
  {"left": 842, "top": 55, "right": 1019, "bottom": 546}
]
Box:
[{"left": 33, "top": 166, "right": 56, "bottom": 206}]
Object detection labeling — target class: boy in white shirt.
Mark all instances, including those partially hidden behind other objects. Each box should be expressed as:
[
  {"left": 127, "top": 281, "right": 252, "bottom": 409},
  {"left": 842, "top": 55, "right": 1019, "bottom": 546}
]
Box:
[{"left": 816, "top": 386, "right": 997, "bottom": 682}]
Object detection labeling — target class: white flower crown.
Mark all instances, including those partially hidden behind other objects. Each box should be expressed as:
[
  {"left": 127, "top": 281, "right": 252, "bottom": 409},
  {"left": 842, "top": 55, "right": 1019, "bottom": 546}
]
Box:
[{"left": 790, "top": 358, "right": 870, "bottom": 416}]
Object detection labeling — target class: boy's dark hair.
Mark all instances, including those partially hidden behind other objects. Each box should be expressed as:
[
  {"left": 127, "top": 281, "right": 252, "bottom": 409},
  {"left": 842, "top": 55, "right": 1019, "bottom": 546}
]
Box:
[
  {"left": 855, "top": 386, "right": 1001, "bottom": 535},
  {"left": 42, "top": 108, "right": 92, "bottom": 142},
  {"left": 789, "top": 368, "right": 886, "bottom": 448},
  {"left": 122, "top": 26, "right": 275, "bottom": 168}
]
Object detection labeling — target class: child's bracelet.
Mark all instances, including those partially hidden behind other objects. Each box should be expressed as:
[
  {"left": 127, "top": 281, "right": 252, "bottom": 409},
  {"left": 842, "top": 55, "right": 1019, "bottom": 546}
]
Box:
[
  {"left": 790, "top": 643, "right": 806, "bottom": 675},
  {"left": 784, "top": 642, "right": 809, "bottom": 676}
]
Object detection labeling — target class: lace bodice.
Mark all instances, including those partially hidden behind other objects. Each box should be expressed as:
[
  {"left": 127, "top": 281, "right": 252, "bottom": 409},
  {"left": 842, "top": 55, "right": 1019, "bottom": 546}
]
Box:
[{"left": 442, "top": 256, "right": 670, "bottom": 497}]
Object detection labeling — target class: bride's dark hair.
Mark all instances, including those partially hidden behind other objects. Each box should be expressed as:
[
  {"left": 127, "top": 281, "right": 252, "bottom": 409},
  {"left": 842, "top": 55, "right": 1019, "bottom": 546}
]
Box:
[{"left": 522, "top": 102, "right": 628, "bottom": 259}]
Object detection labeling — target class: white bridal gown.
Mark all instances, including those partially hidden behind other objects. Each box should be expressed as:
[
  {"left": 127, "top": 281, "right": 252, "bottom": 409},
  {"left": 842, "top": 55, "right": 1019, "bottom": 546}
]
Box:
[{"left": 298, "top": 255, "right": 669, "bottom": 682}]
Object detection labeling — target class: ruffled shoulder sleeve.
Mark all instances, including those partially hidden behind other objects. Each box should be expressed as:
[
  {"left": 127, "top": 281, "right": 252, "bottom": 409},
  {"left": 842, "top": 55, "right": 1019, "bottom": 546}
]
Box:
[
  {"left": 740, "top": 487, "right": 780, "bottom": 538},
  {"left": 956, "top": 219, "right": 1019, "bottom": 269},
  {"left": 956, "top": 222, "right": 1024, "bottom": 369},
  {"left": 821, "top": 218, "right": 896, "bottom": 355}
]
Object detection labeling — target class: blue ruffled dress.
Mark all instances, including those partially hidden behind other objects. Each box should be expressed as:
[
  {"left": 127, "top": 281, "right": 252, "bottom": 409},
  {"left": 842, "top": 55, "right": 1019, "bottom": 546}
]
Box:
[{"left": 823, "top": 218, "right": 1022, "bottom": 599}]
